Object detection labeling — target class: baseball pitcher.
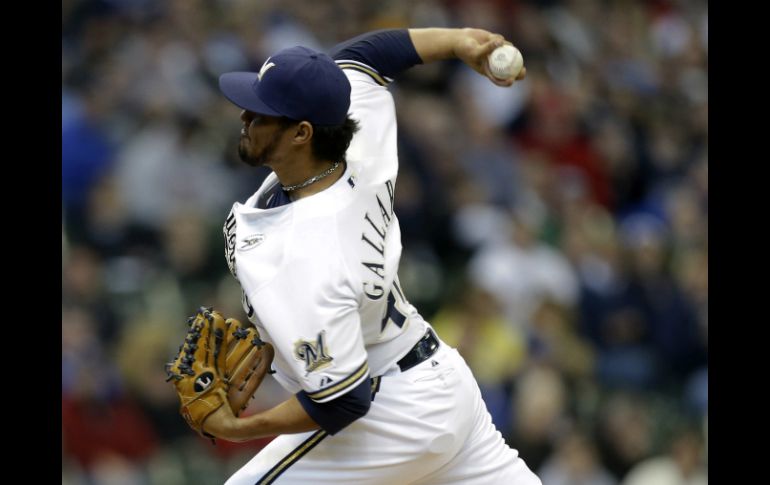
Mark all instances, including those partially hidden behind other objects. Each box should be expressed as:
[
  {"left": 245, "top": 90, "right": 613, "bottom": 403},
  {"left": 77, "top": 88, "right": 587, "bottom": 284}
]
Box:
[{"left": 167, "top": 27, "right": 540, "bottom": 485}]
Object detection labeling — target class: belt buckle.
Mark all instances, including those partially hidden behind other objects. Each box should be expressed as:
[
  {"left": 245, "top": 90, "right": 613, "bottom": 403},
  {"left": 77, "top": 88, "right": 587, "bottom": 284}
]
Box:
[{"left": 398, "top": 329, "right": 439, "bottom": 372}]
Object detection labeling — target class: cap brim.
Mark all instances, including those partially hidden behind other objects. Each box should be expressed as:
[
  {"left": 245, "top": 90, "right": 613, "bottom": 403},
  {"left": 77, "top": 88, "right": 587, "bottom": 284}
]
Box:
[{"left": 218, "top": 72, "right": 283, "bottom": 117}]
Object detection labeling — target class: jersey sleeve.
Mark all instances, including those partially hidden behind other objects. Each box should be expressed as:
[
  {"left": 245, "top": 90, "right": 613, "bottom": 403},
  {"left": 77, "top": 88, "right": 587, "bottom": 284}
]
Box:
[
  {"left": 295, "top": 377, "right": 372, "bottom": 434},
  {"left": 331, "top": 30, "right": 421, "bottom": 185},
  {"left": 245, "top": 257, "right": 370, "bottom": 403},
  {"left": 329, "top": 29, "right": 422, "bottom": 79},
  {"left": 336, "top": 67, "right": 399, "bottom": 184}
]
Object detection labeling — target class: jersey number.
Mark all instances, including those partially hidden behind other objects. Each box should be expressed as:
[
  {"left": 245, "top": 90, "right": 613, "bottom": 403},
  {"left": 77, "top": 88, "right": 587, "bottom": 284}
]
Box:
[{"left": 380, "top": 291, "right": 406, "bottom": 332}]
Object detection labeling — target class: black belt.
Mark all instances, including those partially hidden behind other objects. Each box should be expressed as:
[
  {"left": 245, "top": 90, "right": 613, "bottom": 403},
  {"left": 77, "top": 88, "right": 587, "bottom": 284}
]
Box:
[{"left": 396, "top": 328, "right": 440, "bottom": 372}]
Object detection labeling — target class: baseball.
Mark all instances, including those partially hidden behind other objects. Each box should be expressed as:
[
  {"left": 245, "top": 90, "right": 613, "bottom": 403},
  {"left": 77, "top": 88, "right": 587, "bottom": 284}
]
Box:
[{"left": 488, "top": 44, "right": 523, "bottom": 81}]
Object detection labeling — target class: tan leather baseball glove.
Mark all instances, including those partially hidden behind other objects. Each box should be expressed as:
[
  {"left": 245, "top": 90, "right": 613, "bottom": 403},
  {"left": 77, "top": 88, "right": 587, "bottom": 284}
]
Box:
[{"left": 165, "top": 307, "right": 275, "bottom": 441}]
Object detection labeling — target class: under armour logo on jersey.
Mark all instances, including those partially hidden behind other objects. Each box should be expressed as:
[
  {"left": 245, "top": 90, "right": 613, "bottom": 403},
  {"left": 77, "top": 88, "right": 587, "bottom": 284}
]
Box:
[
  {"left": 431, "top": 360, "right": 439, "bottom": 367},
  {"left": 240, "top": 234, "right": 265, "bottom": 251},
  {"left": 319, "top": 376, "right": 334, "bottom": 387},
  {"left": 258, "top": 59, "right": 276, "bottom": 81},
  {"left": 194, "top": 372, "right": 214, "bottom": 392},
  {"left": 294, "top": 331, "right": 333, "bottom": 374}
]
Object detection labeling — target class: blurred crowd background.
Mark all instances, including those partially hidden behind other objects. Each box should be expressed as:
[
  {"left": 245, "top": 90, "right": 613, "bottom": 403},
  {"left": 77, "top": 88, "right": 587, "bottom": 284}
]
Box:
[{"left": 62, "top": 0, "right": 708, "bottom": 483}]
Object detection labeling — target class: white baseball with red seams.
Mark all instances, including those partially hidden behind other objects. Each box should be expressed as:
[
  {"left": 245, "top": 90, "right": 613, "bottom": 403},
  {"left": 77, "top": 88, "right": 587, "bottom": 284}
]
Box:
[{"left": 488, "top": 44, "right": 523, "bottom": 80}]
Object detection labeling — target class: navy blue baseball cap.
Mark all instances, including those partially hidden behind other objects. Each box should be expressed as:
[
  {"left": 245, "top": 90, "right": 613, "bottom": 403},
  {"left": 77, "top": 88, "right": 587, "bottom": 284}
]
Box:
[{"left": 219, "top": 46, "right": 351, "bottom": 127}]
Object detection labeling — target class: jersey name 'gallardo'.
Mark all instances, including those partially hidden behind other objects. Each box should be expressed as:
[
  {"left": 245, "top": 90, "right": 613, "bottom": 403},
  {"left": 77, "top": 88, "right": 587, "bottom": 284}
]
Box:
[{"left": 361, "top": 179, "right": 395, "bottom": 301}]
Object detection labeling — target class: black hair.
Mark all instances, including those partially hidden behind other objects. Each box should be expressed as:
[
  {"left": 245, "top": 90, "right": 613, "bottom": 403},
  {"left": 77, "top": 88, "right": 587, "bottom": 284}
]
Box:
[
  {"left": 311, "top": 116, "right": 360, "bottom": 162},
  {"left": 278, "top": 116, "right": 360, "bottom": 162}
]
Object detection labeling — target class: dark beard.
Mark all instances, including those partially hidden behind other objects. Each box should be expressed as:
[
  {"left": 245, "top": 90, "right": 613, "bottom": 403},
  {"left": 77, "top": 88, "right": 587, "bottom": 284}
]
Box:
[{"left": 238, "top": 128, "right": 285, "bottom": 167}]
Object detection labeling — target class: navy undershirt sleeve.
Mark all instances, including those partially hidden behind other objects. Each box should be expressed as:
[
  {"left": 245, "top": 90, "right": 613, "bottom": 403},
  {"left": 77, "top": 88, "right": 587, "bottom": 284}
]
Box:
[
  {"left": 329, "top": 29, "right": 422, "bottom": 78},
  {"left": 296, "top": 377, "right": 372, "bottom": 435}
]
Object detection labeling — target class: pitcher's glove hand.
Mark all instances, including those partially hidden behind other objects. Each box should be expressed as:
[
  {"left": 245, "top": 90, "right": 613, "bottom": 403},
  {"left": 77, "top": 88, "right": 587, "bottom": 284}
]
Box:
[
  {"left": 165, "top": 307, "right": 274, "bottom": 440},
  {"left": 222, "top": 314, "right": 275, "bottom": 416}
]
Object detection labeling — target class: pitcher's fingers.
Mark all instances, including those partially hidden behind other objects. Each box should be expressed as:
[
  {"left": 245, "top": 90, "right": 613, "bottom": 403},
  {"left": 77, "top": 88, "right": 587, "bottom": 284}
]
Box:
[
  {"left": 480, "top": 35, "right": 506, "bottom": 57},
  {"left": 488, "top": 72, "right": 515, "bottom": 87}
]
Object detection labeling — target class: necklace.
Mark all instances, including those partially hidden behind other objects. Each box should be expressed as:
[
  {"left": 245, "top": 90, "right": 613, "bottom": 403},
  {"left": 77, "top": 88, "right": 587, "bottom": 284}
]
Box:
[{"left": 281, "top": 161, "right": 342, "bottom": 192}]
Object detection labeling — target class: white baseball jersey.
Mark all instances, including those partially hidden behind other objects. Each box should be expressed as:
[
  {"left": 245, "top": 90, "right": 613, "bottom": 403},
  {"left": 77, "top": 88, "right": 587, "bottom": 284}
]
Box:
[
  {"left": 223, "top": 66, "right": 427, "bottom": 402},
  {"left": 223, "top": 61, "right": 541, "bottom": 485}
]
